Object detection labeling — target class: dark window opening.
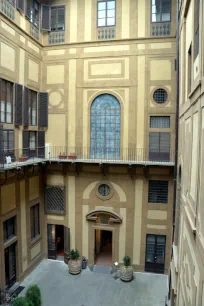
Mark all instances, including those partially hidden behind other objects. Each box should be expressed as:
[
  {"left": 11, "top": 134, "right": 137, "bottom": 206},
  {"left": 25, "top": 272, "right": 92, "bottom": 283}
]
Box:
[
  {"left": 148, "top": 180, "right": 169, "bottom": 204},
  {"left": 151, "top": 0, "right": 171, "bottom": 23},
  {"left": 97, "top": 0, "right": 116, "bottom": 27},
  {"left": 149, "top": 132, "right": 170, "bottom": 161},
  {"left": 30, "top": 204, "right": 40, "bottom": 240},
  {"left": 150, "top": 116, "right": 170, "bottom": 128},
  {"left": 4, "top": 216, "right": 16, "bottom": 242},
  {"left": 28, "top": 0, "right": 40, "bottom": 28},
  {"left": 28, "top": 89, "right": 37, "bottom": 126},
  {"left": 51, "top": 6, "right": 65, "bottom": 31},
  {"left": 0, "top": 79, "right": 13, "bottom": 124}
]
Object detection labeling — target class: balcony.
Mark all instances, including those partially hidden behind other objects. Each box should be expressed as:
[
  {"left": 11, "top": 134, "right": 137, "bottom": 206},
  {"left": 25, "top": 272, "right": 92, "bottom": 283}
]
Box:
[
  {"left": 0, "top": 146, "right": 175, "bottom": 171},
  {"left": 0, "top": 0, "right": 15, "bottom": 20}
]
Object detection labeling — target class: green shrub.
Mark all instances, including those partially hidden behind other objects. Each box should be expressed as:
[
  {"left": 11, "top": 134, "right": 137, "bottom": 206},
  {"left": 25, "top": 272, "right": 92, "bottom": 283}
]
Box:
[
  {"left": 123, "top": 256, "right": 131, "bottom": 267},
  {"left": 12, "top": 296, "right": 31, "bottom": 306},
  {"left": 25, "top": 285, "right": 41, "bottom": 306},
  {"left": 70, "top": 249, "right": 80, "bottom": 260}
]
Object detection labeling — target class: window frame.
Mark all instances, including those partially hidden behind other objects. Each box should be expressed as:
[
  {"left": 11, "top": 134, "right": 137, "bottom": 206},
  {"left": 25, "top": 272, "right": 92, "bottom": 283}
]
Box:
[
  {"left": 97, "top": 0, "right": 116, "bottom": 28},
  {"left": 3, "top": 216, "right": 16, "bottom": 243},
  {"left": 51, "top": 6, "right": 65, "bottom": 32},
  {"left": 0, "top": 79, "right": 13, "bottom": 124},
  {"left": 148, "top": 180, "right": 169, "bottom": 204},
  {"left": 28, "top": 89, "right": 37, "bottom": 126},
  {"left": 27, "top": 0, "right": 40, "bottom": 29},
  {"left": 29, "top": 131, "right": 37, "bottom": 151},
  {"left": 151, "top": 0, "right": 171, "bottom": 24},
  {"left": 30, "top": 203, "right": 40, "bottom": 241},
  {"left": 3, "top": 129, "right": 14, "bottom": 157}
]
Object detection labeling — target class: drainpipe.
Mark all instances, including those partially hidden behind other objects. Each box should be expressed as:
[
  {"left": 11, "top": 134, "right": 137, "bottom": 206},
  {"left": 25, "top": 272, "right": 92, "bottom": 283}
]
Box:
[{"left": 172, "top": 0, "right": 180, "bottom": 246}]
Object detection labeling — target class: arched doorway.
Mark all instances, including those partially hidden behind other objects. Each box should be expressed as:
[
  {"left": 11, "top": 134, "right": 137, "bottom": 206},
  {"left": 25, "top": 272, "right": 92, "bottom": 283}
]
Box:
[{"left": 86, "top": 209, "right": 122, "bottom": 266}]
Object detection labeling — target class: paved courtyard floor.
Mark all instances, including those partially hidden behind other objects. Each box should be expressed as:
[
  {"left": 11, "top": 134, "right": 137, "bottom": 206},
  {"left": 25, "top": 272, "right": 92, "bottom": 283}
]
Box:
[{"left": 20, "top": 259, "right": 168, "bottom": 306}]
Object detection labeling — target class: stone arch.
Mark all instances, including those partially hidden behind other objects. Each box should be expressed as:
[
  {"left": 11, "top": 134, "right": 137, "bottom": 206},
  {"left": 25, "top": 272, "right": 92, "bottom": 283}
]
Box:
[{"left": 86, "top": 209, "right": 122, "bottom": 224}]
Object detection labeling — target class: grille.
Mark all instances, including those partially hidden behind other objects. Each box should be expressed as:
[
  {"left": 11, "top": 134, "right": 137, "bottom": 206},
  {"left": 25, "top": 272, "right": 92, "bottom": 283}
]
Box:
[
  {"left": 97, "top": 27, "right": 115, "bottom": 40},
  {"left": 48, "top": 31, "right": 65, "bottom": 44},
  {"left": 148, "top": 180, "right": 168, "bottom": 204},
  {"left": 151, "top": 22, "right": 171, "bottom": 36},
  {"left": 150, "top": 116, "right": 170, "bottom": 128},
  {"left": 153, "top": 89, "right": 168, "bottom": 104},
  {"left": 45, "top": 186, "right": 65, "bottom": 214}
]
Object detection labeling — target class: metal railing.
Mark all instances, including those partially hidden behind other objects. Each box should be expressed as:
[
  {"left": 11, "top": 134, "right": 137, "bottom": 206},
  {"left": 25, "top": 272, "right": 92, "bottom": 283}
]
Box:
[
  {"left": 0, "top": 0, "right": 15, "bottom": 20},
  {"left": 0, "top": 146, "right": 175, "bottom": 170}
]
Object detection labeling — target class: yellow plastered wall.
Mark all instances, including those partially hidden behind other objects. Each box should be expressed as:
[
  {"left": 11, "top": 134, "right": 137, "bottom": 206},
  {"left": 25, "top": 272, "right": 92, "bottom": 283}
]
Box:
[
  {"left": 30, "top": 241, "right": 41, "bottom": 260},
  {"left": 46, "top": 114, "right": 66, "bottom": 147},
  {"left": 0, "top": 42, "right": 15, "bottom": 72},
  {"left": 29, "top": 176, "right": 39, "bottom": 201},
  {"left": 1, "top": 184, "right": 16, "bottom": 214},
  {"left": 150, "top": 60, "right": 171, "bottom": 81}
]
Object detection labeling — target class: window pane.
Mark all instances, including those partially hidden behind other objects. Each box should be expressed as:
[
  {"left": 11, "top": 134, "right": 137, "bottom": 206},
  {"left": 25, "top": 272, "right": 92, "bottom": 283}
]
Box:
[
  {"left": 98, "top": 10, "right": 106, "bottom": 18},
  {"left": 107, "top": 9, "right": 115, "bottom": 18},
  {"left": 29, "top": 132, "right": 36, "bottom": 150},
  {"left": 98, "top": 18, "right": 106, "bottom": 27},
  {"left": 107, "top": 17, "right": 115, "bottom": 26},
  {"left": 98, "top": 2, "right": 106, "bottom": 10},
  {"left": 51, "top": 8, "right": 57, "bottom": 30},
  {"left": 1, "top": 101, "right": 5, "bottom": 123},
  {"left": 162, "top": 13, "right": 170, "bottom": 21},
  {"left": 107, "top": 1, "right": 115, "bottom": 9}
]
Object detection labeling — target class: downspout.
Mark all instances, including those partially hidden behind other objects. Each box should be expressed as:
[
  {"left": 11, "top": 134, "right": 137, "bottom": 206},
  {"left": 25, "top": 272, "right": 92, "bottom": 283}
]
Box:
[{"left": 172, "top": 0, "right": 180, "bottom": 245}]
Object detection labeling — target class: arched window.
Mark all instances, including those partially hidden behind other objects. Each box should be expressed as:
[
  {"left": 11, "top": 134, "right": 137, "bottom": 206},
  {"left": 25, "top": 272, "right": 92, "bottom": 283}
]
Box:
[{"left": 91, "top": 94, "right": 120, "bottom": 159}]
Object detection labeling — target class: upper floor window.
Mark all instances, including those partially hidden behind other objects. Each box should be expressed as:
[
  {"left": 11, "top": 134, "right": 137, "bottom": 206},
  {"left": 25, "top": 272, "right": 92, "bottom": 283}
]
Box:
[
  {"left": 28, "top": 89, "right": 37, "bottom": 126},
  {"left": 150, "top": 116, "right": 170, "bottom": 128},
  {"left": 27, "top": 0, "right": 40, "bottom": 28},
  {"left": 97, "top": 0, "right": 116, "bottom": 27},
  {"left": 0, "top": 79, "right": 13, "bottom": 124},
  {"left": 4, "top": 216, "right": 16, "bottom": 242},
  {"left": 91, "top": 94, "right": 120, "bottom": 159},
  {"left": 30, "top": 203, "right": 40, "bottom": 240},
  {"left": 51, "top": 6, "right": 65, "bottom": 31},
  {"left": 4, "top": 130, "right": 14, "bottom": 157},
  {"left": 151, "top": 0, "right": 171, "bottom": 23}
]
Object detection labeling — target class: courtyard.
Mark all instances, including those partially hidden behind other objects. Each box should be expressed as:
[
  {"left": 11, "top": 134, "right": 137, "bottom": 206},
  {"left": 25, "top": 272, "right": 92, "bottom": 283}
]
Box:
[{"left": 20, "top": 259, "right": 168, "bottom": 306}]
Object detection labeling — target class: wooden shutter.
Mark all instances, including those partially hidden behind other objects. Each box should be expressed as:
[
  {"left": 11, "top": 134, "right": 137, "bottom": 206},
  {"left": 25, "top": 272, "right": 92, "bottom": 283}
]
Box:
[
  {"left": 24, "top": 87, "right": 29, "bottom": 127},
  {"left": 15, "top": 84, "right": 23, "bottom": 126},
  {"left": 38, "top": 92, "right": 48, "bottom": 128},
  {"left": 38, "top": 131, "right": 45, "bottom": 158},
  {"left": 23, "top": 130, "right": 29, "bottom": 156},
  {"left": 160, "top": 132, "right": 170, "bottom": 161},
  {"left": 17, "top": 0, "right": 24, "bottom": 13},
  {"left": 149, "top": 132, "right": 159, "bottom": 161},
  {"left": 41, "top": 5, "right": 51, "bottom": 31},
  {"left": 47, "top": 224, "right": 57, "bottom": 260},
  {"left": 26, "top": 0, "right": 32, "bottom": 19},
  {"left": 0, "top": 124, "right": 4, "bottom": 166},
  {"left": 64, "top": 227, "right": 70, "bottom": 264}
]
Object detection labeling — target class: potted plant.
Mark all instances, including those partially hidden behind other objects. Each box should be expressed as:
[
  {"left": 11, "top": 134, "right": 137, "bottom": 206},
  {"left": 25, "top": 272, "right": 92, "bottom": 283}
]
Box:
[
  {"left": 120, "top": 255, "right": 133, "bottom": 282},
  {"left": 58, "top": 152, "right": 67, "bottom": 159},
  {"left": 19, "top": 155, "right": 28, "bottom": 162},
  {"left": 68, "top": 249, "right": 81, "bottom": 275},
  {"left": 68, "top": 152, "right": 77, "bottom": 160}
]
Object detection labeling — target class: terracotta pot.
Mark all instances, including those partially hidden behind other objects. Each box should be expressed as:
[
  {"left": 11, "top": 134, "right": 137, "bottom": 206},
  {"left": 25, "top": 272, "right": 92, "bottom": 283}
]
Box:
[
  {"left": 19, "top": 156, "right": 28, "bottom": 162},
  {"left": 59, "top": 155, "right": 67, "bottom": 159},
  {"left": 68, "top": 155, "right": 77, "bottom": 160},
  {"left": 68, "top": 259, "right": 81, "bottom": 275},
  {"left": 120, "top": 264, "right": 133, "bottom": 282}
]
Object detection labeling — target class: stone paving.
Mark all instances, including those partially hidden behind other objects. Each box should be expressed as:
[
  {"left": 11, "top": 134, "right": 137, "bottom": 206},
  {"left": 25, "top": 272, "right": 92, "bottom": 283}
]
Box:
[{"left": 20, "top": 259, "right": 168, "bottom": 306}]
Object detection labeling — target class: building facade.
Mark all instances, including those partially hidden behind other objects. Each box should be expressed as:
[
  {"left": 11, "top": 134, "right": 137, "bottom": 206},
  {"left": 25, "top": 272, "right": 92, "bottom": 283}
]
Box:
[
  {"left": 0, "top": 0, "right": 176, "bottom": 290},
  {"left": 170, "top": 0, "right": 204, "bottom": 305}
]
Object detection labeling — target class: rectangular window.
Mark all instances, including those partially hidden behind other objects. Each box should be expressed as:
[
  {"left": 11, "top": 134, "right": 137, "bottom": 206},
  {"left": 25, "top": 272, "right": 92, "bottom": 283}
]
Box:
[
  {"left": 28, "top": 90, "right": 37, "bottom": 126},
  {"left": 3, "top": 130, "right": 14, "bottom": 156},
  {"left": 150, "top": 116, "right": 170, "bottom": 128},
  {"left": 30, "top": 204, "right": 40, "bottom": 240},
  {"left": 51, "top": 6, "right": 65, "bottom": 31},
  {"left": 149, "top": 132, "right": 170, "bottom": 161},
  {"left": 1, "top": 79, "right": 13, "bottom": 124},
  {"left": 97, "top": 0, "right": 116, "bottom": 27},
  {"left": 27, "top": 0, "right": 40, "bottom": 28},
  {"left": 148, "top": 180, "right": 168, "bottom": 203},
  {"left": 4, "top": 216, "right": 16, "bottom": 242},
  {"left": 29, "top": 131, "right": 36, "bottom": 151},
  {"left": 151, "top": 0, "right": 171, "bottom": 23},
  {"left": 194, "top": 0, "right": 200, "bottom": 58}
]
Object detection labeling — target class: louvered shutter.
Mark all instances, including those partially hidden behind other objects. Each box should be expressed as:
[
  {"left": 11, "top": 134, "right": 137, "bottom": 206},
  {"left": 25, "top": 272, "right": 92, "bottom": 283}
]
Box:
[
  {"left": 160, "top": 132, "right": 170, "bottom": 161},
  {"left": 17, "top": 0, "right": 24, "bottom": 13},
  {"left": 38, "top": 92, "right": 48, "bottom": 128},
  {"left": 15, "top": 84, "right": 23, "bottom": 126},
  {"left": 64, "top": 227, "right": 70, "bottom": 264},
  {"left": 23, "top": 130, "right": 29, "bottom": 156},
  {"left": 0, "top": 125, "right": 4, "bottom": 166},
  {"left": 24, "top": 87, "right": 29, "bottom": 127},
  {"left": 26, "top": 0, "right": 32, "bottom": 19},
  {"left": 41, "top": 5, "right": 51, "bottom": 31},
  {"left": 38, "top": 131, "right": 45, "bottom": 158}
]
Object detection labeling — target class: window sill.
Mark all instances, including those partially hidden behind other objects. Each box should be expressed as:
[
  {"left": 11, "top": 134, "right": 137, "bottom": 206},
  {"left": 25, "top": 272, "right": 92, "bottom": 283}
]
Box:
[
  {"left": 30, "top": 235, "right": 41, "bottom": 248},
  {"left": 4, "top": 236, "right": 17, "bottom": 248}
]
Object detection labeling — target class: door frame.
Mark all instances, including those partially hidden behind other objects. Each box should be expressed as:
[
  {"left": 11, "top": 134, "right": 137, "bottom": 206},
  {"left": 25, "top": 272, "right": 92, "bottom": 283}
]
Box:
[
  {"left": 94, "top": 229, "right": 113, "bottom": 264},
  {"left": 145, "top": 234, "right": 166, "bottom": 274},
  {"left": 4, "top": 242, "right": 17, "bottom": 288}
]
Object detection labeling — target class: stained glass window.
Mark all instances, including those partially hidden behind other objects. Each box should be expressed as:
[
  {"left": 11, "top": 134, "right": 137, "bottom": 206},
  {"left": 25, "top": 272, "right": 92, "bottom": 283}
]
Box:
[{"left": 91, "top": 94, "right": 120, "bottom": 159}]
